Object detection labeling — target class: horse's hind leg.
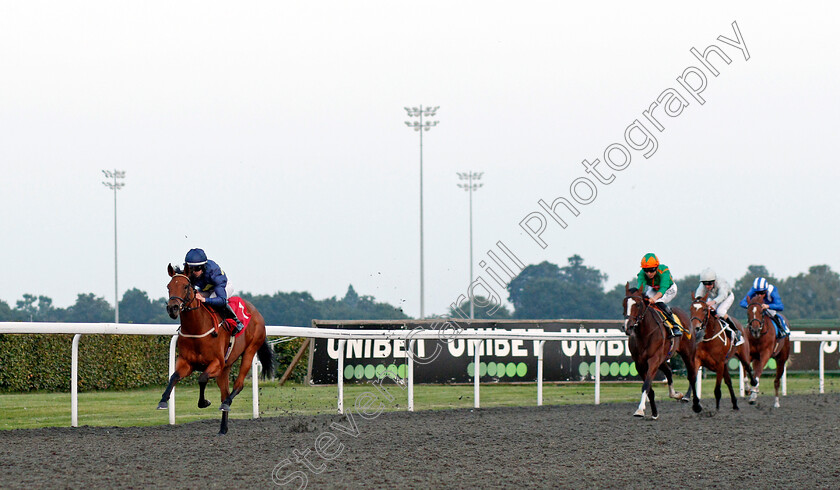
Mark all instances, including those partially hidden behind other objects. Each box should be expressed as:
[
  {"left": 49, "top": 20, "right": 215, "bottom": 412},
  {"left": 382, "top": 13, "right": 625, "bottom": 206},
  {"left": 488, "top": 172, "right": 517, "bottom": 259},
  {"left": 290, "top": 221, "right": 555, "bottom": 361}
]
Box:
[
  {"left": 773, "top": 358, "right": 786, "bottom": 408},
  {"left": 659, "top": 362, "right": 684, "bottom": 401},
  {"left": 197, "top": 372, "right": 212, "bottom": 409},
  {"left": 217, "top": 366, "right": 232, "bottom": 435},
  {"left": 681, "top": 352, "right": 703, "bottom": 413}
]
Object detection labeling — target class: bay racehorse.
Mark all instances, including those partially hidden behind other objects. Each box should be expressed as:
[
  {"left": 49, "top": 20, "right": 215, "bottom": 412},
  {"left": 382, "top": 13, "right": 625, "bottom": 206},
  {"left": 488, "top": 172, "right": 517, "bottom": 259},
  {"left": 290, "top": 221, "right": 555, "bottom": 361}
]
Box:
[
  {"left": 689, "top": 296, "right": 756, "bottom": 410},
  {"left": 745, "top": 295, "right": 791, "bottom": 407},
  {"left": 158, "top": 264, "right": 274, "bottom": 434},
  {"left": 623, "top": 284, "right": 702, "bottom": 418}
]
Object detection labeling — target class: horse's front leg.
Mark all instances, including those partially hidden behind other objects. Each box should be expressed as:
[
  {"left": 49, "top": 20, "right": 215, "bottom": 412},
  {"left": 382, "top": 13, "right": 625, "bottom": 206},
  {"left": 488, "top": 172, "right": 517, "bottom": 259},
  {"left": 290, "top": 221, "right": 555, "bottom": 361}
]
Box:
[
  {"left": 713, "top": 368, "right": 724, "bottom": 411},
  {"left": 634, "top": 361, "right": 658, "bottom": 418},
  {"left": 749, "top": 352, "right": 771, "bottom": 405},
  {"left": 216, "top": 365, "right": 233, "bottom": 435},
  {"left": 197, "top": 372, "right": 212, "bottom": 409},
  {"left": 157, "top": 358, "right": 193, "bottom": 410},
  {"left": 772, "top": 354, "right": 787, "bottom": 408},
  {"left": 722, "top": 368, "right": 738, "bottom": 410},
  {"left": 680, "top": 351, "right": 703, "bottom": 413}
]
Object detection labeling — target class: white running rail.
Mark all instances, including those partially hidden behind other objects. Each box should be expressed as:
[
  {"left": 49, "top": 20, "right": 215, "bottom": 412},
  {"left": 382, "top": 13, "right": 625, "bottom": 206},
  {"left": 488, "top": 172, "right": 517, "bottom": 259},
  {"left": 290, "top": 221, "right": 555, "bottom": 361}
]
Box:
[{"left": 1, "top": 323, "right": 838, "bottom": 426}]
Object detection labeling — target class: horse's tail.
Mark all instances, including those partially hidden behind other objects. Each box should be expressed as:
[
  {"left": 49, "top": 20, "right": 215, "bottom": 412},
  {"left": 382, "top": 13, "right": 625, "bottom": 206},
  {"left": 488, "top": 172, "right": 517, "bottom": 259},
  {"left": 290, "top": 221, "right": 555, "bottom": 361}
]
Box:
[{"left": 257, "top": 341, "right": 275, "bottom": 380}]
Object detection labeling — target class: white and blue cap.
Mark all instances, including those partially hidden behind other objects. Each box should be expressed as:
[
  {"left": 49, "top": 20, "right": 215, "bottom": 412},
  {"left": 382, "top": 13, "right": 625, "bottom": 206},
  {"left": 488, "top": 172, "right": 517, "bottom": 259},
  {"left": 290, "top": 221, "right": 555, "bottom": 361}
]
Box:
[{"left": 753, "top": 277, "right": 768, "bottom": 292}]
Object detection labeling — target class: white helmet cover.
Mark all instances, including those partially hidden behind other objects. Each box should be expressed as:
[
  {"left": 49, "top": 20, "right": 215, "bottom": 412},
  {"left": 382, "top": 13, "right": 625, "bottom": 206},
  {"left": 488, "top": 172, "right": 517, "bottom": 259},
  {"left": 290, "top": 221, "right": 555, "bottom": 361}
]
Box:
[{"left": 700, "top": 268, "right": 716, "bottom": 282}]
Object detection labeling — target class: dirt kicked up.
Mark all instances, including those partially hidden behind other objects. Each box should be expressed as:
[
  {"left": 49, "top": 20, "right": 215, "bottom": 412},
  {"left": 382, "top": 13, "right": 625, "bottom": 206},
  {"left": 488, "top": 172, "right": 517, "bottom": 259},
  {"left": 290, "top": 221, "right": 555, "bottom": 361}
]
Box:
[{"left": 2, "top": 394, "right": 839, "bottom": 488}]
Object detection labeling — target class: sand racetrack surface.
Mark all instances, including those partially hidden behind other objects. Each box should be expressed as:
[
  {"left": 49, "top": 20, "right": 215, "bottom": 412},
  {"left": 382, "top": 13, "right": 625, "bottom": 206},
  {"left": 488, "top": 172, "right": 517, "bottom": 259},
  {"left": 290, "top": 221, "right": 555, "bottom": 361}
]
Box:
[{"left": 2, "top": 393, "right": 840, "bottom": 488}]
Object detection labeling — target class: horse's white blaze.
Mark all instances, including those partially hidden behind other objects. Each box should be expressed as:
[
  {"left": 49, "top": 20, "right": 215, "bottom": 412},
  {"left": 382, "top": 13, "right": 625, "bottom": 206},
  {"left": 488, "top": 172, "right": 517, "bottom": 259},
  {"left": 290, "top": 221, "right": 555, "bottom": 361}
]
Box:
[
  {"left": 626, "top": 298, "right": 635, "bottom": 317},
  {"left": 693, "top": 304, "right": 702, "bottom": 311}
]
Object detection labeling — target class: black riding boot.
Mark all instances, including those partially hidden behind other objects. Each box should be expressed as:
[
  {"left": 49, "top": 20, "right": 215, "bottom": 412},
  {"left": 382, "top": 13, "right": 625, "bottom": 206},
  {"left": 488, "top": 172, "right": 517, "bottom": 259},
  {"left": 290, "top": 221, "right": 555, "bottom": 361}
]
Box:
[
  {"left": 657, "top": 302, "right": 682, "bottom": 338},
  {"left": 771, "top": 315, "right": 788, "bottom": 338},
  {"left": 225, "top": 303, "right": 244, "bottom": 336},
  {"left": 724, "top": 317, "right": 744, "bottom": 346}
]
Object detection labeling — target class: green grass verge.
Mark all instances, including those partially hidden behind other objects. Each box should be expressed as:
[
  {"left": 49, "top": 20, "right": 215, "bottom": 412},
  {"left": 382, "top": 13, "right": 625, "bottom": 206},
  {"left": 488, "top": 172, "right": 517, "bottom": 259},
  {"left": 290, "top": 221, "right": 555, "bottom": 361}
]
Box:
[{"left": 3, "top": 374, "right": 839, "bottom": 430}]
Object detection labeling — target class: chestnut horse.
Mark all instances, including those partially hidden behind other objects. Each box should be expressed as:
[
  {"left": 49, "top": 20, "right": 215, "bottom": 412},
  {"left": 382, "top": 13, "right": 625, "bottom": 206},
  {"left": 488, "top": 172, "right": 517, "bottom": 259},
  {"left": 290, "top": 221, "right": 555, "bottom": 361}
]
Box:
[
  {"left": 689, "top": 296, "right": 756, "bottom": 410},
  {"left": 623, "top": 285, "right": 702, "bottom": 418},
  {"left": 745, "top": 295, "right": 791, "bottom": 407},
  {"left": 158, "top": 264, "right": 274, "bottom": 434}
]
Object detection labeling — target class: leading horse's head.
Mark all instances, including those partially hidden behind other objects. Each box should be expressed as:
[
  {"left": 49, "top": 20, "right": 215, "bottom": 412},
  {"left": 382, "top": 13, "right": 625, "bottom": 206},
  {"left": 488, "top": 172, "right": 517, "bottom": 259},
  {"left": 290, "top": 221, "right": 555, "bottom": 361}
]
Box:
[
  {"left": 746, "top": 294, "right": 767, "bottom": 337},
  {"left": 166, "top": 263, "right": 195, "bottom": 319},
  {"left": 689, "top": 294, "right": 711, "bottom": 337},
  {"left": 622, "top": 283, "right": 647, "bottom": 333}
]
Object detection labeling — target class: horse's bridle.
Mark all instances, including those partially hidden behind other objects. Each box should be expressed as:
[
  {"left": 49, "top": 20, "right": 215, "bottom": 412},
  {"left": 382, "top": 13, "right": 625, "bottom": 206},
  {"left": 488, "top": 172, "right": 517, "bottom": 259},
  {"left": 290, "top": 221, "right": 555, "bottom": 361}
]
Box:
[
  {"left": 747, "top": 303, "right": 767, "bottom": 337},
  {"left": 623, "top": 294, "right": 649, "bottom": 333},
  {"left": 169, "top": 274, "right": 199, "bottom": 313}
]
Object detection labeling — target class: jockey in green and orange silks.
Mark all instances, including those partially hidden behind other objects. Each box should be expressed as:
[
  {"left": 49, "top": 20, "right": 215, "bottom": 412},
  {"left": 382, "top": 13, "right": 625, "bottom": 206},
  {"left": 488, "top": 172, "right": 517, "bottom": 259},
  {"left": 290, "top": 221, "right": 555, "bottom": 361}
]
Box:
[{"left": 636, "top": 253, "right": 682, "bottom": 338}]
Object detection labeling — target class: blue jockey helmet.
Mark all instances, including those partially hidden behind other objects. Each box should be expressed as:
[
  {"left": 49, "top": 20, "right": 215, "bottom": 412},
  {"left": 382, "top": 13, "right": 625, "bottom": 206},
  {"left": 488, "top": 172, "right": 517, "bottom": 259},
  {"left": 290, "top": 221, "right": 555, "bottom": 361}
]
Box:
[
  {"left": 185, "top": 248, "right": 208, "bottom": 266},
  {"left": 753, "top": 277, "right": 768, "bottom": 292}
]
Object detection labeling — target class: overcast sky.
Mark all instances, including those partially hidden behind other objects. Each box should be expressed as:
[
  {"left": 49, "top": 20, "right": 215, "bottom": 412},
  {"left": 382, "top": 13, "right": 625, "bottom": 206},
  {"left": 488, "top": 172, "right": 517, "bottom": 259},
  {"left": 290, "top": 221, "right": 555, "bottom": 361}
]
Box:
[{"left": 2, "top": 1, "right": 838, "bottom": 319}]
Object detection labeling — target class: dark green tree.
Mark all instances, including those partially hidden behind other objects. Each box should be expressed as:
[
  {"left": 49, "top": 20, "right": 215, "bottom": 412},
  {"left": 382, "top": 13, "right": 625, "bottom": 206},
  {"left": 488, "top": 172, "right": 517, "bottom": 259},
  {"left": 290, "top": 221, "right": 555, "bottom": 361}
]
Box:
[
  {"left": 65, "top": 293, "right": 114, "bottom": 323},
  {"left": 507, "top": 261, "right": 562, "bottom": 312},
  {"left": 14, "top": 294, "right": 63, "bottom": 322},
  {"left": 119, "top": 288, "right": 157, "bottom": 324},
  {"left": 447, "top": 296, "right": 512, "bottom": 319}
]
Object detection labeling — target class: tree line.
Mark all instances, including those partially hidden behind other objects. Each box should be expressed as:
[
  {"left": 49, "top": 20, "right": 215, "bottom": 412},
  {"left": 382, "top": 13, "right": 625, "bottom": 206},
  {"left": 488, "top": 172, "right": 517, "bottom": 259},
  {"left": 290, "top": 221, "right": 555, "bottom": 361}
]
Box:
[{"left": 1, "top": 257, "right": 838, "bottom": 323}]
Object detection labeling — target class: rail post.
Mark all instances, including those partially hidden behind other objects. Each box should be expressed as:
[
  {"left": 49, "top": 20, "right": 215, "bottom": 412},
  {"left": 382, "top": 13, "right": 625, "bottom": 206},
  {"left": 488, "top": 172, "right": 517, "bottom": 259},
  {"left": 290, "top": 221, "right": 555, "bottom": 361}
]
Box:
[
  {"left": 168, "top": 335, "right": 177, "bottom": 425},
  {"left": 71, "top": 334, "right": 81, "bottom": 428},
  {"left": 537, "top": 340, "right": 545, "bottom": 406},
  {"left": 337, "top": 339, "right": 346, "bottom": 414}
]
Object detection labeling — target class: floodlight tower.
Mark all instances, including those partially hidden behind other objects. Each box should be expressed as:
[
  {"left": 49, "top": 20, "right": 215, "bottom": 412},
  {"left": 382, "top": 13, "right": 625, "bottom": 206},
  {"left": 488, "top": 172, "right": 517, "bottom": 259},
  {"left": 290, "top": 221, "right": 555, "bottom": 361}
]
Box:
[
  {"left": 102, "top": 169, "right": 125, "bottom": 323},
  {"left": 404, "top": 105, "right": 439, "bottom": 319},
  {"left": 457, "top": 171, "right": 483, "bottom": 319}
]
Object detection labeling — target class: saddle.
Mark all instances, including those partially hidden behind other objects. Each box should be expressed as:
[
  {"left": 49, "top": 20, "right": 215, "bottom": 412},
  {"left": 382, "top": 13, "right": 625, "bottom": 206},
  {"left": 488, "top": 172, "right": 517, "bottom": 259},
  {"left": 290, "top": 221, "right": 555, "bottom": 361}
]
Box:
[{"left": 651, "top": 306, "right": 691, "bottom": 340}]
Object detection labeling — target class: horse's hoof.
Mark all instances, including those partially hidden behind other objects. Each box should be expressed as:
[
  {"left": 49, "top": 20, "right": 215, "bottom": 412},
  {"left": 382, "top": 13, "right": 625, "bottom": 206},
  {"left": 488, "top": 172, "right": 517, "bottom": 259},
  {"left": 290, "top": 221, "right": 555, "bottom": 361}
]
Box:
[
  {"left": 219, "top": 403, "right": 231, "bottom": 412},
  {"left": 748, "top": 400, "right": 756, "bottom": 405},
  {"left": 651, "top": 414, "right": 659, "bottom": 420},
  {"left": 692, "top": 404, "right": 702, "bottom": 414},
  {"left": 633, "top": 409, "right": 645, "bottom": 417},
  {"left": 773, "top": 401, "right": 780, "bottom": 408},
  {"left": 198, "top": 399, "right": 211, "bottom": 409},
  {"left": 733, "top": 405, "right": 739, "bottom": 411},
  {"left": 217, "top": 430, "right": 227, "bottom": 436},
  {"left": 679, "top": 397, "right": 690, "bottom": 404},
  {"left": 157, "top": 402, "right": 168, "bottom": 410}
]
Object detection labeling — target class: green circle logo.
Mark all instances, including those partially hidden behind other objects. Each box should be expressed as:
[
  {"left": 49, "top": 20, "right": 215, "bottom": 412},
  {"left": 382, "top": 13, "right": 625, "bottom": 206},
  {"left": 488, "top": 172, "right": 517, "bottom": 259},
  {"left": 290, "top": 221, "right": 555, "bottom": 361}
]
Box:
[
  {"left": 344, "top": 365, "right": 354, "bottom": 379},
  {"left": 364, "top": 364, "right": 376, "bottom": 379},
  {"left": 354, "top": 365, "right": 365, "bottom": 379},
  {"left": 479, "top": 362, "right": 487, "bottom": 377},
  {"left": 728, "top": 358, "right": 740, "bottom": 371},
  {"left": 375, "top": 364, "right": 386, "bottom": 378},
  {"left": 609, "top": 362, "right": 620, "bottom": 376},
  {"left": 766, "top": 358, "right": 776, "bottom": 370},
  {"left": 497, "top": 362, "right": 507, "bottom": 376},
  {"left": 398, "top": 364, "right": 407, "bottom": 379},
  {"left": 467, "top": 362, "right": 475, "bottom": 377},
  {"left": 579, "top": 362, "right": 590, "bottom": 376},
  {"left": 619, "top": 362, "right": 630, "bottom": 376},
  {"left": 516, "top": 362, "right": 527, "bottom": 377},
  {"left": 589, "top": 362, "right": 598, "bottom": 377},
  {"left": 597, "top": 362, "right": 607, "bottom": 377},
  {"left": 387, "top": 364, "right": 398, "bottom": 378},
  {"left": 630, "top": 363, "right": 638, "bottom": 376},
  {"left": 487, "top": 362, "right": 498, "bottom": 376},
  {"left": 506, "top": 362, "right": 517, "bottom": 377}
]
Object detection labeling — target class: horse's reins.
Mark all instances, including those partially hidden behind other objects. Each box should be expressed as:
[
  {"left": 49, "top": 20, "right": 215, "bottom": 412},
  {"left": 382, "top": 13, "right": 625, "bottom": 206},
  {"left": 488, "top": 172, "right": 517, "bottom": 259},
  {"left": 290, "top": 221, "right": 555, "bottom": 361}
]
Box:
[
  {"left": 691, "top": 302, "right": 729, "bottom": 346},
  {"left": 169, "top": 273, "right": 215, "bottom": 338},
  {"left": 747, "top": 304, "right": 768, "bottom": 336}
]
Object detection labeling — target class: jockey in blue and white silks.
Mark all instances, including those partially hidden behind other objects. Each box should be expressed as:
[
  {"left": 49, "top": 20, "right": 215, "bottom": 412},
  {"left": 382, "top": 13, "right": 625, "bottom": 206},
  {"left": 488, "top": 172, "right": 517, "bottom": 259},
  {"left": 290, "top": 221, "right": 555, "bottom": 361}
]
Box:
[
  {"left": 739, "top": 277, "right": 789, "bottom": 338},
  {"left": 185, "top": 248, "right": 243, "bottom": 334},
  {"left": 695, "top": 268, "right": 743, "bottom": 346}
]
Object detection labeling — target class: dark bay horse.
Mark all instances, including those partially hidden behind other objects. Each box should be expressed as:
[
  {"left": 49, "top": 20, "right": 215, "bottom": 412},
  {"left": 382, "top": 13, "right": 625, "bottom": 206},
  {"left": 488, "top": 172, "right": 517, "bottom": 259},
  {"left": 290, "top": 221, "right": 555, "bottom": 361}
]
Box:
[
  {"left": 745, "top": 295, "right": 791, "bottom": 407},
  {"left": 689, "top": 296, "right": 756, "bottom": 410},
  {"left": 158, "top": 264, "right": 274, "bottom": 434},
  {"left": 623, "top": 285, "right": 702, "bottom": 418}
]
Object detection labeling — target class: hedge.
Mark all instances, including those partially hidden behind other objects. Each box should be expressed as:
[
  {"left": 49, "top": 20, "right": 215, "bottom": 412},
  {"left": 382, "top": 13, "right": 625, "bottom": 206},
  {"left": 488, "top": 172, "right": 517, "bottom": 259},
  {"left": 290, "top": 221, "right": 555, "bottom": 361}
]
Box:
[{"left": 0, "top": 334, "right": 309, "bottom": 392}]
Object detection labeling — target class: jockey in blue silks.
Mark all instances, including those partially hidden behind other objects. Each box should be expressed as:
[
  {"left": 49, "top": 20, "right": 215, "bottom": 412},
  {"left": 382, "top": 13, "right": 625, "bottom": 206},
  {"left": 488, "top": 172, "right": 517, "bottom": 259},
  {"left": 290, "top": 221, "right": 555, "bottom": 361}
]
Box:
[
  {"left": 185, "top": 248, "right": 244, "bottom": 335},
  {"left": 739, "top": 277, "right": 789, "bottom": 338}
]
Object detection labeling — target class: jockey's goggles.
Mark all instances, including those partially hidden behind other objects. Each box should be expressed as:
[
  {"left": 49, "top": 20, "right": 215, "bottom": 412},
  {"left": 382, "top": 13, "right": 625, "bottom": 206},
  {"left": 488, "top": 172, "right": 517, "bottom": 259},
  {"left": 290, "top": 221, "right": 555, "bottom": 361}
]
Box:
[
  {"left": 190, "top": 264, "right": 205, "bottom": 272},
  {"left": 754, "top": 290, "right": 767, "bottom": 295},
  {"left": 702, "top": 280, "right": 715, "bottom": 286},
  {"left": 643, "top": 267, "right": 657, "bottom": 273}
]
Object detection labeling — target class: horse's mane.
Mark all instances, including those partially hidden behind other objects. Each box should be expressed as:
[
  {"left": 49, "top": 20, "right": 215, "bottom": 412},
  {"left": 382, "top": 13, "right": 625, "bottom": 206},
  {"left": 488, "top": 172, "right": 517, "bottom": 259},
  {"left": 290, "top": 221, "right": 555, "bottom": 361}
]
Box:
[
  {"left": 174, "top": 265, "right": 184, "bottom": 274},
  {"left": 748, "top": 294, "right": 764, "bottom": 305},
  {"left": 627, "top": 287, "right": 639, "bottom": 294}
]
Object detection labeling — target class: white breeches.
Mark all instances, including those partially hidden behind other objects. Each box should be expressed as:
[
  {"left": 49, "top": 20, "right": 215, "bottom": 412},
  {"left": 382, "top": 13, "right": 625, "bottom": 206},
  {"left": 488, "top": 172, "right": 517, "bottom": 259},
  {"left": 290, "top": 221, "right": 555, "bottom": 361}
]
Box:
[
  {"left": 715, "top": 292, "right": 734, "bottom": 318},
  {"left": 645, "top": 284, "right": 677, "bottom": 304}
]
